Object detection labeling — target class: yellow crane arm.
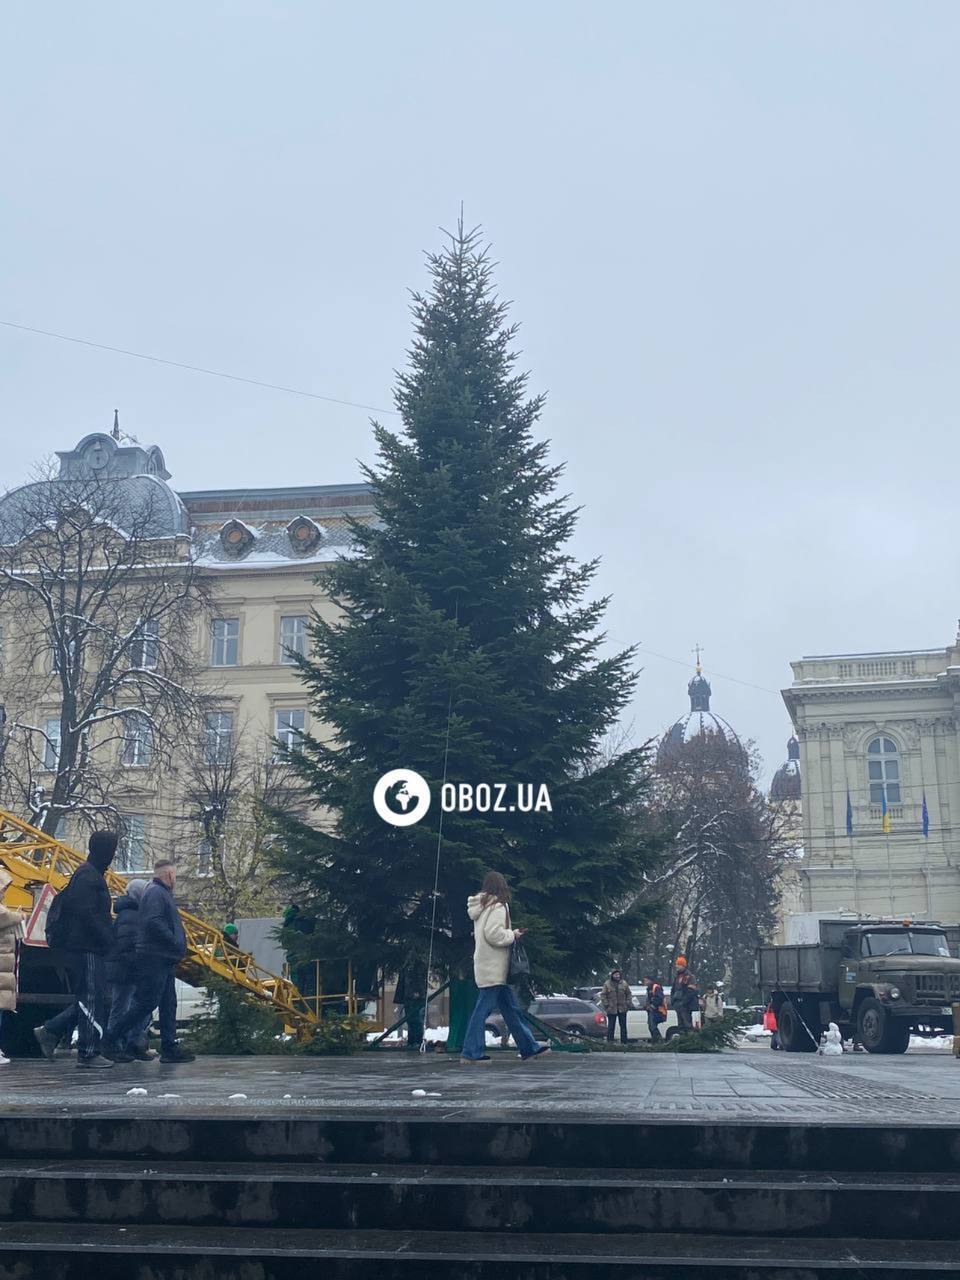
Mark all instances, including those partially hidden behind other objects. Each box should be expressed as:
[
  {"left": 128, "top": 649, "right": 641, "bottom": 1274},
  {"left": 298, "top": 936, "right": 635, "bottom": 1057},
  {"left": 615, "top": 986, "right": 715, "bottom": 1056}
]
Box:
[{"left": 0, "top": 808, "right": 319, "bottom": 1034}]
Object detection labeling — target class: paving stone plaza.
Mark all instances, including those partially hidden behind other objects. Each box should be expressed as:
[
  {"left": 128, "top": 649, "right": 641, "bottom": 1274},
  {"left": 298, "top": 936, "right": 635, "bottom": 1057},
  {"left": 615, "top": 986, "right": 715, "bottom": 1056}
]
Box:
[{"left": 2, "top": 1044, "right": 958, "bottom": 1123}]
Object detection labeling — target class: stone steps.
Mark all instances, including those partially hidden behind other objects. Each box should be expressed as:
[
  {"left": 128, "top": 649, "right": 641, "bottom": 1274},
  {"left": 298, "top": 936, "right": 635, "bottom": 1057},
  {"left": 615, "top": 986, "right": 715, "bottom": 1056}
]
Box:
[
  {"left": 0, "top": 1113, "right": 956, "bottom": 1276},
  {"left": 3, "top": 1113, "right": 959, "bottom": 1171},
  {"left": 0, "top": 1222, "right": 953, "bottom": 1277},
  {"left": 0, "top": 1160, "right": 958, "bottom": 1240}
]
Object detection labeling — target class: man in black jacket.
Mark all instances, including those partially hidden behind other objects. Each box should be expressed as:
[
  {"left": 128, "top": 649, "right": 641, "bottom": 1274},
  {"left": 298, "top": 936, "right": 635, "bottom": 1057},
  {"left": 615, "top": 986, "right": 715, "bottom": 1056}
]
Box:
[
  {"left": 103, "top": 859, "right": 195, "bottom": 1064},
  {"left": 35, "top": 831, "right": 118, "bottom": 1068}
]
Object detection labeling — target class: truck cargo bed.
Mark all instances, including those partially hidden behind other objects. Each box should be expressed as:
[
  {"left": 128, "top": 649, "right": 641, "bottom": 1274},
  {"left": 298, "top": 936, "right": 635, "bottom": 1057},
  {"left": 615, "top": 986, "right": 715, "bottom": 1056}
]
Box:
[{"left": 758, "top": 943, "right": 839, "bottom": 993}]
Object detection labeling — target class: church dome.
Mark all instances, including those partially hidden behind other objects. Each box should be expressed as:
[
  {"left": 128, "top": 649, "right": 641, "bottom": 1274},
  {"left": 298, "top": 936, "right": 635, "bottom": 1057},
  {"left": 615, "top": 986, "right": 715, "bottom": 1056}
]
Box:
[
  {"left": 656, "top": 667, "right": 743, "bottom": 767},
  {"left": 770, "top": 736, "right": 802, "bottom": 802}
]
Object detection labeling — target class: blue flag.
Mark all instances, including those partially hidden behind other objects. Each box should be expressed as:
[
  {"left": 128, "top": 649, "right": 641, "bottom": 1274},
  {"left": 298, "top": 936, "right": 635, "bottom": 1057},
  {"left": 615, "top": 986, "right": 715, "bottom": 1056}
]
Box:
[
  {"left": 922, "top": 792, "right": 929, "bottom": 838},
  {"left": 845, "top": 790, "right": 853, "bottom": 836}
]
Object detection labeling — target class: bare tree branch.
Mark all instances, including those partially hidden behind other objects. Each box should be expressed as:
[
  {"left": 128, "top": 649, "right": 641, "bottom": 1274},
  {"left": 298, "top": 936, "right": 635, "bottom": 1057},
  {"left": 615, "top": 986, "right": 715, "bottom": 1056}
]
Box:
[{"left": 0, "top": 462, "right": 213, "bottom": 834}]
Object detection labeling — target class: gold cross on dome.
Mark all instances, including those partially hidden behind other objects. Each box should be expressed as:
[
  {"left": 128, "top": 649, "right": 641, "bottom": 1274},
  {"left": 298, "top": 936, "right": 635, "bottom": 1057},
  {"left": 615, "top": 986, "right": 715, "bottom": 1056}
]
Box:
[{"left": 692, "top": 643, "right": 703, "bottom": 674}]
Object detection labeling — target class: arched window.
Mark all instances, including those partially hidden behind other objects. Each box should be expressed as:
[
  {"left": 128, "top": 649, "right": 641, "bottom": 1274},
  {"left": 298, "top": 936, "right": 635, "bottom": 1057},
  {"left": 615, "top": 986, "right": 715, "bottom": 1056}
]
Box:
[{"left": 867, "top": 736, "right": 900, "bottom": 805}]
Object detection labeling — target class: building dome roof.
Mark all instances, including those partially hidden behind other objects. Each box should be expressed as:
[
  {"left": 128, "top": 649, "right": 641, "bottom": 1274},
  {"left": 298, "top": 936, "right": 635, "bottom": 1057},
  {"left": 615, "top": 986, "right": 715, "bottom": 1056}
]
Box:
[
  {"left": 656, "top": 667, "right": 743, "bottom": 767},
  {"left": 770, "top": 735, "right": 802, "bottom": 802},
  {"left": 0, "top": 430, "right": 190, "bottom": 543}
]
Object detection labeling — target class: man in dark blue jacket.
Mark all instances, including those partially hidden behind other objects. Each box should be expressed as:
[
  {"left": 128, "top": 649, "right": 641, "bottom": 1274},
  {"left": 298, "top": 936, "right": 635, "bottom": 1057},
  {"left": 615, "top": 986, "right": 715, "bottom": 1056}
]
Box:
[
  {"left": 102, "top": 860, "right": 195, "bottom": 1064},
  {"left": 35, "top": 830, "right": 118, "bottom": 1069}
]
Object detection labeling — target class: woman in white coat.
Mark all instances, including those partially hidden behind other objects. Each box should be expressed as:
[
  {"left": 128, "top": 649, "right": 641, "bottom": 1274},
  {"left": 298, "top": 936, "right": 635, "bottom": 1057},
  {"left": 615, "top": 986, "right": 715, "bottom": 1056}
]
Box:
[
  {"left": 459, "top": 872, "right": 550, "bottom": 1065},
  {"left": 0, "top": 903, "right": 22, "bottom": 1064}
]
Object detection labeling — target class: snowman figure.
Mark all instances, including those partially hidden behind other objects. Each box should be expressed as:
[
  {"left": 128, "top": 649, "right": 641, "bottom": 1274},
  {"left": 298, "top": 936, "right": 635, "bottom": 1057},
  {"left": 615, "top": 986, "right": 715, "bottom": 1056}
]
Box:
[{"left": 818, "top": 1022, "right": 843, "bottom": 1056}]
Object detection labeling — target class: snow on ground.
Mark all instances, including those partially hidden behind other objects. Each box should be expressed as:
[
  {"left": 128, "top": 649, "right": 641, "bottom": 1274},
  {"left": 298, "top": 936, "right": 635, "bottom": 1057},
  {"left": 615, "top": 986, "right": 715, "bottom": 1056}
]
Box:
[
  {"left": 365, "top": 1025, "right": 501, "bottom": 1048},
  {"left": 909, "top": 1035, "right": 954, "bottom": 1052},
  {"left": 740, "top": 1024, "right": 772, "bottom": 1043},
  {"left": 737, "top": 1025, "right": 954, "bottom": 1052}
]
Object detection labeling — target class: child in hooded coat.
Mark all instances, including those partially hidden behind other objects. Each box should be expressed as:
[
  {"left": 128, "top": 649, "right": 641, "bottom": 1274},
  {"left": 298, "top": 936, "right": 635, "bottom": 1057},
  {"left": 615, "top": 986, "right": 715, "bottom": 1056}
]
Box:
[{"left": 105, "top": 879, "right": 154, "bottom": 1061}]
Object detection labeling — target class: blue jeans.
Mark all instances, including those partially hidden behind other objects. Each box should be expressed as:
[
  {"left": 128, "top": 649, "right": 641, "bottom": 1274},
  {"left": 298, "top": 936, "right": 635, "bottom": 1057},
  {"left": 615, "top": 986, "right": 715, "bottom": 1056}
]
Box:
[
  {"left": 107, "top": 983, "right": 152, "bottom": 1047},
  {"left": 109, "top": 959, "right": 178, "bottom": 1055},
  {"left": 462, "top": 984, "right": 540, "bottom": 1059}
]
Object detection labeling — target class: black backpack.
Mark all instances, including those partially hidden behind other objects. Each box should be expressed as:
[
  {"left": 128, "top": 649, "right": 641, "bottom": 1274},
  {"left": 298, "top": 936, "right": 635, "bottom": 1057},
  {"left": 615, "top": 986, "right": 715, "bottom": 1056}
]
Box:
[{"left": 44, "top": 880, "right": 73, "bottom": 948}]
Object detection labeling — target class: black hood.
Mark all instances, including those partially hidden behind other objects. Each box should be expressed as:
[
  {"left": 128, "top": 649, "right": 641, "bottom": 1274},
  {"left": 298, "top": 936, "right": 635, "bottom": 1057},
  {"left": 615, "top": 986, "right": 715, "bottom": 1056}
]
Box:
[{"left": 114, "top": 895, "right": 140, "bottom": 913}]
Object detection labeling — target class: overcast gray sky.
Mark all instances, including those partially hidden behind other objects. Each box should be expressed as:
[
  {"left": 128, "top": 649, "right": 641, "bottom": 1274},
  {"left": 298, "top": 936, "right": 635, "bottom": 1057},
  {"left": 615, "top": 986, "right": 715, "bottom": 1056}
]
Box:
[{"left": 3, "top": 2, "right": 958, "bottom": 781}]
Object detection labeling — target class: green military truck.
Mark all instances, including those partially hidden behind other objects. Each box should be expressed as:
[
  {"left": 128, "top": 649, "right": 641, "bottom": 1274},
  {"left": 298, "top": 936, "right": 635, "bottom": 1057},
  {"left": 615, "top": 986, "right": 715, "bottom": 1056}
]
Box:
[{"left": 757, "top": 916, "right": 960, "bottom": 1053}]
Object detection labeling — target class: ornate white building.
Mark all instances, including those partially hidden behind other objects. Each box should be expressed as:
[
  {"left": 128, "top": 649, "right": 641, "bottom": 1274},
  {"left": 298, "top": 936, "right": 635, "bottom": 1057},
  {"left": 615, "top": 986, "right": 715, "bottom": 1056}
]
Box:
[{"left": 782, "top": 638, "right": 960, "bottom": 920}]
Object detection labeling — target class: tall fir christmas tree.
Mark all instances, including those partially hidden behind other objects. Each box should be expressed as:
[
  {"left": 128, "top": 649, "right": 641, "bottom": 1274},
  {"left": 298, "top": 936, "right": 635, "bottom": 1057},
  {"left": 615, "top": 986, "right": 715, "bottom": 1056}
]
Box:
[{"left": 277, "top": 223, "right": 662, "bottom": 1010}]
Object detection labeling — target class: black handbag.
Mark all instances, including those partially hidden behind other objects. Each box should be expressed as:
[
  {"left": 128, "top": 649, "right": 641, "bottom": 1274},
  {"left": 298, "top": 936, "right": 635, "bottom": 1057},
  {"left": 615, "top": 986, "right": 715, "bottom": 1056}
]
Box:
[
  {"left": 508, "top": 939, "right": 531, "bottom": 983},
  {"left": 504, "top": 906, "right": 531, "bottom": 983}
]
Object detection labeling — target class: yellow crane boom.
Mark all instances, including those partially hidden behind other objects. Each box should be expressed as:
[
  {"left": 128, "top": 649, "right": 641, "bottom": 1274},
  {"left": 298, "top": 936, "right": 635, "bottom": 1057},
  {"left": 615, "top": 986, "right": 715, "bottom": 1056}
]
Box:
[{"left": 0, "top": 808, "right": 319, "bottom": 1035}]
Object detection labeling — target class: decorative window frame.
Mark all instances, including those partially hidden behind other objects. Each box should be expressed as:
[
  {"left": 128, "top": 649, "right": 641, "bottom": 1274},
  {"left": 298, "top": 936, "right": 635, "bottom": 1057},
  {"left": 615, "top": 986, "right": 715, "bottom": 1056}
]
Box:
[
  {"left": 218, "top": 519, "right": 257, "bottom": 558},
  {"left": 286, "top": 516, "right": 322, "bottom": 554}
]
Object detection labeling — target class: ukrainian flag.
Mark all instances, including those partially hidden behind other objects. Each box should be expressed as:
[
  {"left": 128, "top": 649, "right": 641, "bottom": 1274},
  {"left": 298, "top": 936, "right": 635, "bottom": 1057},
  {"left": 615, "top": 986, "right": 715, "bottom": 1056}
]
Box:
[{"left": 881, "top": 790, "right": 891, "bottom": 834}]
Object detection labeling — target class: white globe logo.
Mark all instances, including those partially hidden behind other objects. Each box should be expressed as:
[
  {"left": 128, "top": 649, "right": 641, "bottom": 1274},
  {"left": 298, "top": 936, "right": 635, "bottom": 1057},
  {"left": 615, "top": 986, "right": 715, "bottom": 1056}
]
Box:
[{"left": 373, "top": 769, "right": 432, "bottom": 827}]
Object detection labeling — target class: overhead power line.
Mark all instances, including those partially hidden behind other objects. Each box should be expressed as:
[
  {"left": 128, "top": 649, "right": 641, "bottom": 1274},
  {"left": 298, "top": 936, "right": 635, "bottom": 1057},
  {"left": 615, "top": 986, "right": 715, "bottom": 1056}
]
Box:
[
  {"left": 0, "top": 319, "right": 399, "bottom": 416},
  {"left": 636, "top": 644, "right": 783, "bottom": 697}
]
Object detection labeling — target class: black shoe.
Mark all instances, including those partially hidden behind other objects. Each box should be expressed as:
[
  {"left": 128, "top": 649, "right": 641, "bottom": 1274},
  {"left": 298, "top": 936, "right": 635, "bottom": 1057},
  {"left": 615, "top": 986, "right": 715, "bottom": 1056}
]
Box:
[
  {"left": 77, "top": 1054, "right": 115, "bottom": 1070},
  {"left": 159, "top": 1047, "right": 196, "bottom": 1064},
  {"left": 100, "top": 1042, "right": 134, "bottom": 1063},
  {"left": 132, "top": 1047, "right": 158, "bottom": 1062},
  {"left": 33, "top": 1026, "right": 57, "bottom": 1061},
  {"left": 521, "top": 1045, "right": 552, "bottom": 1061}
]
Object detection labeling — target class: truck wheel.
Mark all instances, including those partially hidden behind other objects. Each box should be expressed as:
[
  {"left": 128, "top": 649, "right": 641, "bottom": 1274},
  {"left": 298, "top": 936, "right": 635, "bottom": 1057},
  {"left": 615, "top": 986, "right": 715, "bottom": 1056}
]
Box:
[
  {"left": 778, "top": 999, "right": 818, "bottom": 1052},
  {"left": 857, "top": 998, "right": 908, "bottom": 1053},
  {"left": 883, "top": 1019, "right": 910, "bottom": 1054}
]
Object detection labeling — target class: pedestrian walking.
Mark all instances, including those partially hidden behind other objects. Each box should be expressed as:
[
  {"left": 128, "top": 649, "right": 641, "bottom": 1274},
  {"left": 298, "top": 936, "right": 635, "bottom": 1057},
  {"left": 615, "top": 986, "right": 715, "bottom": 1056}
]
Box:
[
  {"left": 701, "top": 985, "right": 724, "bottom": 1023},
  {"left": 459, "top": 872, "right": 550, "bottom": 1065},
  {"left": 102, "top": 860, "right": 195, "bottom": 1064},
  {"left": 671, "top": 955, "right": 699, "bottom": 1034},
  {"left": 0, "top": 903, "right": 23, "bottom": 1063},
  {"left": 35, "top": 830, "right": 118, "bottom": 1069},
  {"left": 104, "top": 880, "right": 155, "bottom": 1061},
  {"left": 393, "top": 961, "right": 426, "bottom": 1050},
  {"left": 763, "top": 1001, "right": 780, "bottom": 1050},
  {"left": 643, "top": 973, "right": 666, "bottom": 1042},
  {"left": 600, "top": 968, "right": 631, "bottom": 1043}
]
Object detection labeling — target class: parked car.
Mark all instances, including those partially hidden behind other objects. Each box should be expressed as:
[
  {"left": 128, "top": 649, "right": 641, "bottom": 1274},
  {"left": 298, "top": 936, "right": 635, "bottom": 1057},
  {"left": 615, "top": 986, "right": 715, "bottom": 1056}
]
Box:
[
  {"left": 623, "top": 985, "right": 678, "bottom": 1040},
  {"left": 175, "top": 980, "right": 208, "bottom": 1025},
  {"left": 486, "top": 996, "right": 607, "bottom": 1041},
  {"left": 572, "top": 985, "right": 603, "bottom": 1005},
  {"left": 575, "top": 984, "right": 643, "bottom": 1010}
]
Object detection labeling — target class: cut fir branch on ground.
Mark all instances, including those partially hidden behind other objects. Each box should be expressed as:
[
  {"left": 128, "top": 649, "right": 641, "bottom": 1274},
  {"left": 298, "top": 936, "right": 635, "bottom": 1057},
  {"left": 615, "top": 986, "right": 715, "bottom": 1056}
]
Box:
[
  {"left": 183, "top": 978, "right": 366, "bottom": 1056},
  {"left": 598, "top": 1010, "right": 756, "bottom": 1054}
]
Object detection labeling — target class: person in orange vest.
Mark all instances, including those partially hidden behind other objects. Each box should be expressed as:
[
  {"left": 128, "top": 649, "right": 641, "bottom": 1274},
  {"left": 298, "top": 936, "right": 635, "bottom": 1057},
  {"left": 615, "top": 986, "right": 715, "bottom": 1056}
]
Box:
[
  {"left": 763, "top": 1001, "right": 780, "bottom": 1050},
  {"left": 642, "top": 973, "right": 667, "bottom": 1043},
  {"left": 671, "top": 955, "right": 698, "bottom": 1034}
]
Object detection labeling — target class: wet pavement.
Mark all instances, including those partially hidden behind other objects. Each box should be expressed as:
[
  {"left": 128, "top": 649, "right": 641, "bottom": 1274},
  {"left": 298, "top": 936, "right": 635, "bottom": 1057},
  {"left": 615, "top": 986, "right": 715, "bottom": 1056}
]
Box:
[{"left": 1, "top": 1045, "right": 959, "bottom": 1124}]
